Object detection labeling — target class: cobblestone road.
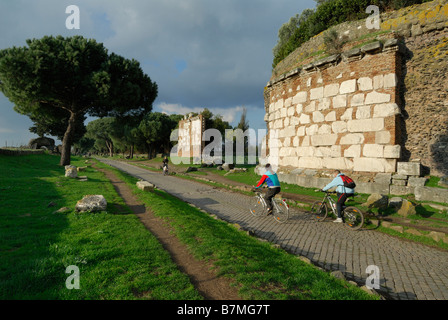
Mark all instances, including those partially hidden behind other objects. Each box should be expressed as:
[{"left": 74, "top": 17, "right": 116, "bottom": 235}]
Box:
[{"left": 99, "top": 159, "right": 448, "bottom": 300}]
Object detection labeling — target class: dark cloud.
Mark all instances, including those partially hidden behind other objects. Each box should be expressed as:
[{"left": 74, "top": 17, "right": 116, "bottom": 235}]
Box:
[{"left": 0, "top": 0, "right": 317, "bottom": 146}]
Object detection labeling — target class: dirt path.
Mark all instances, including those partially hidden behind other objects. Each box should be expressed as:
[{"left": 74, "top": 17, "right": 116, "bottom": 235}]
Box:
[{"left": 95, "top": 165, "right": 241, "bottom": 300}]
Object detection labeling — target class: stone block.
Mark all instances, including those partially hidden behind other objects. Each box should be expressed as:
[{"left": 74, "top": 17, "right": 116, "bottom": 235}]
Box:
[
  {"left": 384, "top": 145, "right": 401, "bottom": 159},
  {"left": 353, "top": 158, "right": 396, "bottom": 173},
  {"left": 373, "top": 75, "right": 384, "bottom": 90},
  {"left": 375, "top": 173, "right": 391, "bottom": 184},
  {"left": 407, "top": 177, "right": 427, "bottom": 187},
  {"left": 299, "top": 113, "right": 311, "bottom": 124},
  {"left": 75, "top": 195, "right": 107, "bottom": 212},
  {"left": 340, "top": 108, "right": 353, "bottom": 120},
  {"left": 310, "top": 134, "right": 338, "bottom": 146},
  {"left": 298, "top": 157, "right": 323, "bottom": 169},
  {"left": 340, "top": 133, "right": 365, "bottom": 145},
  {"left": 296, "top": 146, "right": 315, "bottom": 157},
  {"left": 332, "top": 121, "right": 347, "bottom": 134},
  {"left": 390, "top": 185, "right": 414, "bottom": 196},
  {"left": 384, "top": 73, "right": 397, "bottom": 88},
  {"left": 392, "top": 179, "right": 407, "bottom": 186},
  {"left": 375, "top": 130, "right": 391, "bottom": 144},
  {"left": 333, "top": 94, "right": 347, "bottom": 108},
  {"left": 306, "top": 124, "right": 319, "bottom": 136},
  {"left": 365, "top": 91, "right": 391, "bottom": 105},
  {"left": 137, "top": 181, "right": 155, "bottom": 192},
  {"left": 357, "top": 77, "right": 373, "bottom": 91},
  {"left": 356, "top": 182, "right": 390, "bottom": 195},
  {"left": 351, "top": 93, "right": 365, "bottom": 107},
  {"left": 312, "top": 111, "right": 325, "bottom": 123},
  {"left": 347, "top": 118, "right": 384, "bottom": 132},
  {"left": 310, "top": 87, "right": 324, "bottom": 100},
  {"left": 414, "top": 187, "right": 448, "bottom": 204},
  {"left": 373, "top": 103, "right": 401, "bottom": 118},
  {"left": 397, "top": 162, "right": 421, "bottom": 176},
  {"left": 344, "top": 145, "right": 361, "bottom": 158},
  {"left": 363, "top": 144, "right": 384, "bottom": 158},
  {"left": 324, "top": 83, "right": 339, "bottom": 97},
  {"left": 318, "top": 124, "right": 332, "bottom": 135},
  {"left": 293, "top": 91, "right": 308, "bottom": 104},
  {"left": 356, "top": 106, "right": 371, "bottom": 119},
  {"left": 339, "top": 79, "right": 357, "bottom": 94},
  {"left": 325, "top": 111, "right": 336, "bottom": 122},
  {"left": 318, "top": 98, "right": 331, "bottom": 110}
]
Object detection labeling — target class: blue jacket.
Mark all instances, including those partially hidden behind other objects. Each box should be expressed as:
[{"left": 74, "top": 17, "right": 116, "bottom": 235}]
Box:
[
  {"left": 322, "top": 174, "right": 355, "bottom": 194},
  {"left": 256, "top": 170, "right": 281, "bottom": 188}
]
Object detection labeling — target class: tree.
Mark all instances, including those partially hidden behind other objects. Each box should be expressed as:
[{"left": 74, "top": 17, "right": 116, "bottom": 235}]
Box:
[
  {"left": 139, "top": 112, "right": 179, "bottom": 158},
  {"left": 85, "top": 118, "right": 117, "bottom": 157},
  {"left": 0, "top": 35, "right": 157, "bottom": 165}
]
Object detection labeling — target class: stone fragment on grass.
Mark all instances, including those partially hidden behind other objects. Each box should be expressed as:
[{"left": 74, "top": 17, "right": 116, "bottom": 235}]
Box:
[
  {"left": 75, "top": 195, "right": 107, "bottom": 212},
  {"left": 65, "top": 165, "right": 78, "bottom": 178},
  {"left": 136, "top": 181, "right": 155, "bottom": 191}
]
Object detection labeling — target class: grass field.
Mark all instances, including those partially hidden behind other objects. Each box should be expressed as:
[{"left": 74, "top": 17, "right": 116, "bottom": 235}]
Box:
[
  {"left": 0, "top": 154, "right": 376, "bottom": 300},
  {"left": 0, "top": 154, "right": 200, "bottom": 299}
]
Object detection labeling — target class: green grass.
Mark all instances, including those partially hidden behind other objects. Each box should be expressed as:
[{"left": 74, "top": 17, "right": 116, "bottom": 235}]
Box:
[
  {"left": 95, "top": 160, "right": 377, "bottom": 300},
  {"left": 0, "top": 154, "right": 201, "bottom": 300}
]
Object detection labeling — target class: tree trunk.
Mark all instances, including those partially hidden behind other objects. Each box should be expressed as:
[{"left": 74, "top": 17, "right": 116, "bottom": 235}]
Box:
[{"left": 60, "top": 112, "right": 78, "bottom": 166}]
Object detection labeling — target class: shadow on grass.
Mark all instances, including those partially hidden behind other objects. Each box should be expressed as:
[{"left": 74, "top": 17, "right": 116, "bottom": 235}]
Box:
[{"left": 0, "top": 154, "right": 70, "bottom": 299}]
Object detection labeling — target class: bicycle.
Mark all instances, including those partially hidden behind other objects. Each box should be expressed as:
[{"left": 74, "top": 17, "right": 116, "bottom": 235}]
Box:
[
  {"left": 311, "top": 190, "right": 364, "bottom": 230},
  {"left": 163, "top": 164, "right": 169, "bottom": 176},
  {"left": 249, "top": 188, "right": 289, "bottom": 223}
]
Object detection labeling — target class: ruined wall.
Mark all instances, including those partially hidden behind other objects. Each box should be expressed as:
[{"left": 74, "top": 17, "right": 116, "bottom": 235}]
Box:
[
  {"left": 177, "top": 114, "right": 205, "bottom": 159},
  {"left": 264, "top": 0, "right": 448, "bottom": 177},
  {"left": 264, "top": 38, "right": 403, "bottom": 174}
]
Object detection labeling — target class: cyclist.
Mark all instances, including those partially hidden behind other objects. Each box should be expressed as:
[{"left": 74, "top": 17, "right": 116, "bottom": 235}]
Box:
[
  {"left": 253, "top": 163, "right": 281, "bottom": 215},
  {"left": 162, "top": 156, "right": 169, "bottom": 175},
  {"left": 322, "top": 170, "right": 355, "bottom": 223}
]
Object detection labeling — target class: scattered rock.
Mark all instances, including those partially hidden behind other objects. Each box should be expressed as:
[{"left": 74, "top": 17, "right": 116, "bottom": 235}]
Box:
[
  {"left": 77, "top": 166, "right": 88, "bottom": 172},
  {"left": 136, "top": 181, "right": 155, "bottom": 191},
  {"left": 54, "top": 207, "right": 71, "bottom": 214},
  {"left": 389, "top": 225, "right": 404, "bottom": 233},
  {"left": 363, "top": 193, "right": 389, "bottom": 209},
  {"left": 222, "top": 163, "right": 235, "bottom": 171},
  {"left": 217, "top": 166, "right": 223, "bottom": 171},
  {"left": 186, "top": 167, "right": 198, "bottom": 173},
  {"left": 428, "top": 203, "right": 448, "bottom": 212},
  {"left": 397, "top": 199, "right": 416, "bottom": 217},
  {"left": 65, "top": 165, "right": 78, "bottom": 178},
  {"left": 75, "top": 195, "right": 107, "bottom": 213},
  {"left": 428, "top": 231, "right": 446, "bottom": 242},
  {"left": 438, "top": 176, "right": 448, "bottom": 188},
  {"left": 331, "top": 270, "right": 346, "bottom": 280},
  {"left": 389, "top": 197, "right": 403, "bottom": 209}
]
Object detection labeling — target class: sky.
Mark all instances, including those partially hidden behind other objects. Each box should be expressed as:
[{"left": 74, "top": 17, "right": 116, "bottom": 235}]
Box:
[{"left": 0, "top": 0, "right": 317, "bottom": 147}]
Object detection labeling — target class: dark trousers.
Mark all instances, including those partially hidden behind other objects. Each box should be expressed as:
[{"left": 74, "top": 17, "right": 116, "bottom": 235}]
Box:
[
  {"left": 265, "top": 187, "right": 281, "bottom": 212},
  {"left": 336, "top": 193, "right": 353, "bottom": 218}
]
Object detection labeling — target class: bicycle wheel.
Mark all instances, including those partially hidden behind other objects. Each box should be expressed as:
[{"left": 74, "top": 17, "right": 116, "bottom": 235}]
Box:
[
  {"left": 272, "top": 199, "right": 289, "bottom": 223},
  {"left": 249, "top": 195, "right": 266, "bottom": 217},
  {"left": 311, "top": 201, "right": 328, "bottom": 221},
  {"left": 343, "top": 206, "right": 364, "bottom": 230}
]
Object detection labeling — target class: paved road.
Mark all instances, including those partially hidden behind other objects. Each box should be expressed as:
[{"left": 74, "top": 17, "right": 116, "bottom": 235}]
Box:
[{"left": 98, "top": 159, "right": 448, "bottom": 300}]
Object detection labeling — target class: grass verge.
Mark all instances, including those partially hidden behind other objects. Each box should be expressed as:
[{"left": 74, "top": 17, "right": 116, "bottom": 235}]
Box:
[{"left": 0, "top": 153, "right": 201, "bottom": 300}]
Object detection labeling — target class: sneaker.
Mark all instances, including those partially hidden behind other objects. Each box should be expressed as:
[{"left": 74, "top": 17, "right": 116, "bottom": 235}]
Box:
[{"left": 333, "top": 218, "right": 343, "bottom": 223}]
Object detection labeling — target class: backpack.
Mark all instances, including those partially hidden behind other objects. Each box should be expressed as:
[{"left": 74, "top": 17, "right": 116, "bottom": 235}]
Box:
[{"left": 340, "top": 174, "right": 356, "bottom": 189}]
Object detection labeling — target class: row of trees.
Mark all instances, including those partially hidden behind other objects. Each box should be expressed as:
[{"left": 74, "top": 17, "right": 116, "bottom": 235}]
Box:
[
  {"left": 0, "top": 35, "right": 250, "bottom": 164},
  {"left": 74, "top": 107, "right": 246, "bottom": 160}
]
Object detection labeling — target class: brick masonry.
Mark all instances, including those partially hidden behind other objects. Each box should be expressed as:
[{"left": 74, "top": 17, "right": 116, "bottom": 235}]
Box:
[{"left": 263, "top": 0, "right": 448, "bottom": 178}]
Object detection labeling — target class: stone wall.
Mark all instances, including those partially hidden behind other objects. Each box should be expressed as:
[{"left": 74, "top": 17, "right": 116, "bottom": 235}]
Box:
[
  {"left": 177, "top": 114, "right": 205, "bottom": 159},
  {"left": 264, "top": 37, "right": 403, "bottom": 174},
  {"left": 264, "top": 0, "right": 448, "bottom": 179}
]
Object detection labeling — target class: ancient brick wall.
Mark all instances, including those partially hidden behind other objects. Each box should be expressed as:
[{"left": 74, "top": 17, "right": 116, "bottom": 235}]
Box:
[
  {"left": 177, "top": 114, "right": 205, "bottom": 159},
  {"left": 264, "top": 0, "right": 448, "bottom": 177},
  {"left": 264, "top": 39, "right": 403, "bottom": 173}
]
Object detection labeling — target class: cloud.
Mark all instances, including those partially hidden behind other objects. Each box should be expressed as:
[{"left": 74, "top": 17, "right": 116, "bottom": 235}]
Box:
[{"left": 156, "top": 102, "right": 245, "bottom": 124}]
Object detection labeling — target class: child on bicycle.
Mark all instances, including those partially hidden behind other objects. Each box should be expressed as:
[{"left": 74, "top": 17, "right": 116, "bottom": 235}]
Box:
[
  {"left": 322, "top": 170, "right": 355, "bottom": 223},
  {"left": 253, "top": 163, "right": 281, "bottom": 215}
]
